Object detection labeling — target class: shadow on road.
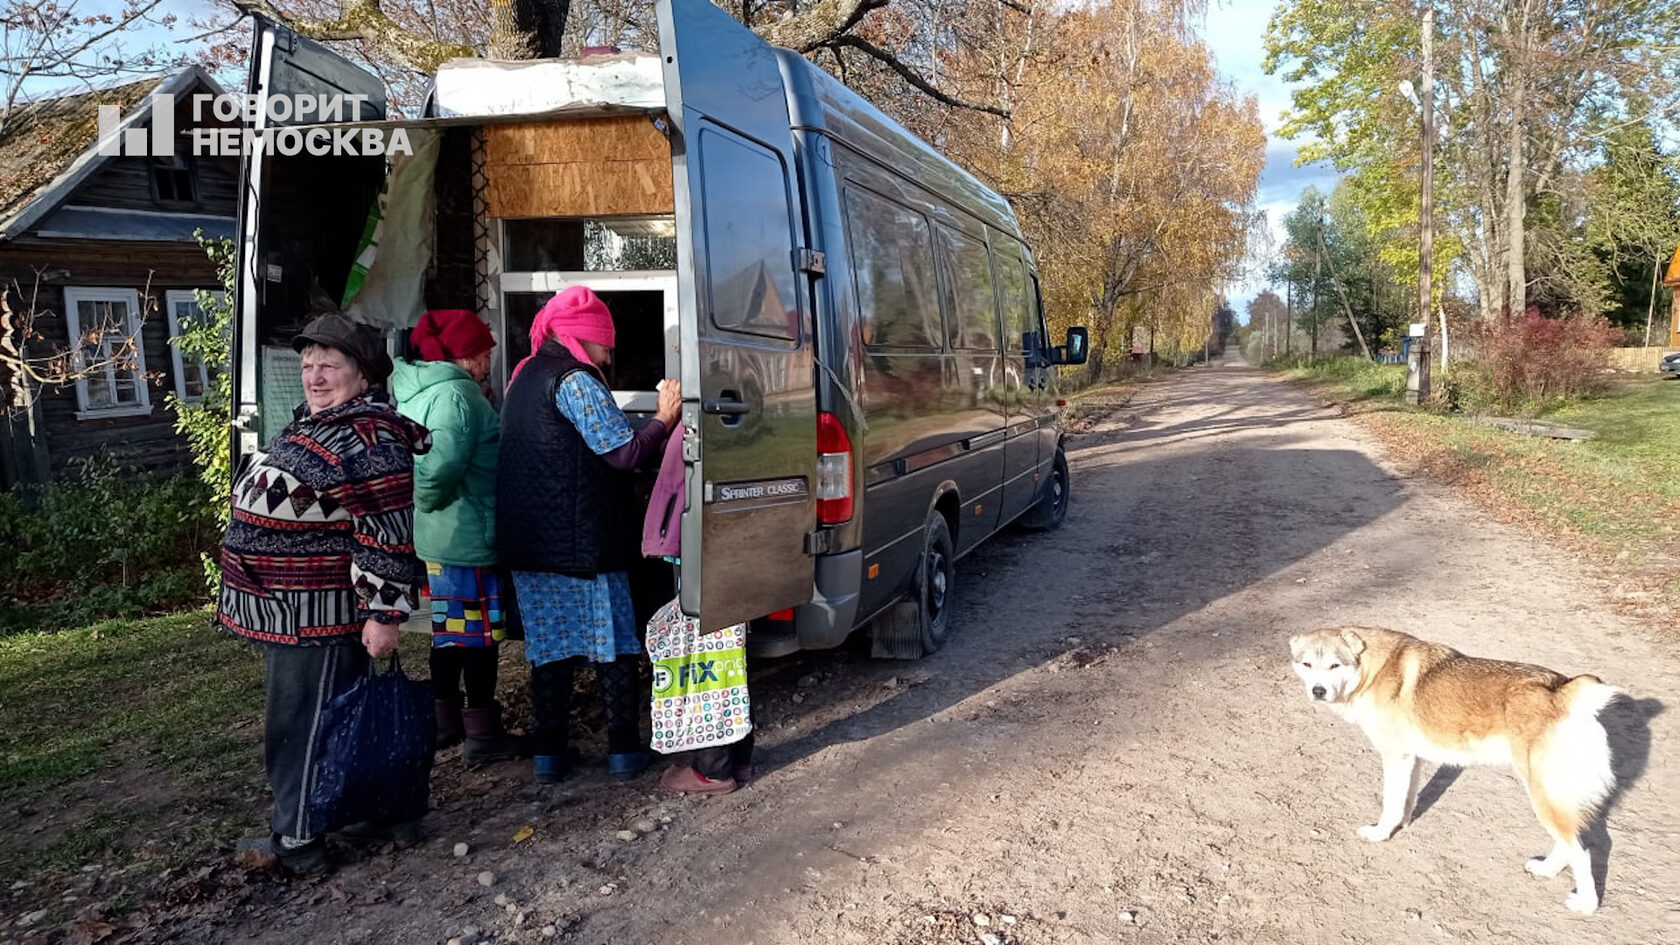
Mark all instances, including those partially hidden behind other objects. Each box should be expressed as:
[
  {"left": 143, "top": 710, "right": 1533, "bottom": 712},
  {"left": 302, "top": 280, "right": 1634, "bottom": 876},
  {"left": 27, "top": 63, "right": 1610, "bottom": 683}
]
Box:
[{"left": 1590, "top": 695, "right": 1662, "bottom": 902}]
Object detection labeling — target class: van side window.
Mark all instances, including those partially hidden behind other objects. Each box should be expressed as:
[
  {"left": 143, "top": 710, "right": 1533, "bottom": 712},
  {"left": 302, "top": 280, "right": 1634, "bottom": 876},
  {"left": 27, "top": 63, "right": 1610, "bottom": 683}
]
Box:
[
  {"left": 843, "top": 185, "right": 942, "bottom": 351},
  {"left": 993, "top": 244, "right": 1031, "bottom": 354},
  {"left": 698, "top": 128, "right": 800, "bottom": 341},
  {"left": 935, "top": 225, "right": 999, "bottom": 352}
]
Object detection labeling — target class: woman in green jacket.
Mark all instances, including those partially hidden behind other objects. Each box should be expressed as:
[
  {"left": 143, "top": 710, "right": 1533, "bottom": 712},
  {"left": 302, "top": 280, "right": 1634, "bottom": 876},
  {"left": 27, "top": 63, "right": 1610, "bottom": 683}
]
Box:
[{"left": 392, "top": 308, "right": 522, "bottom": 767}]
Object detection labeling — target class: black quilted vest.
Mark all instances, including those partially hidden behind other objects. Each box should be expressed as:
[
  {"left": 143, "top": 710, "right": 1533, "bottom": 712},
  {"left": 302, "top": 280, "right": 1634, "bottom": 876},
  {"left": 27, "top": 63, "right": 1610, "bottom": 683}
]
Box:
[{"left": 496, "top": 341, "right": 639, "bottom": 574}]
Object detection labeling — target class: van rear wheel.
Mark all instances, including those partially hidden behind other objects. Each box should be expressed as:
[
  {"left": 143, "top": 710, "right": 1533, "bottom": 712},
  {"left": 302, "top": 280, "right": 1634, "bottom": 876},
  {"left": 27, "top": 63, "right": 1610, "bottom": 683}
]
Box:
[
  {"left": 869, "top": 511, "right": 956, "bottom": 658},
  {"left": 916, "top": 513, "right": 955, "bottom": 654}
]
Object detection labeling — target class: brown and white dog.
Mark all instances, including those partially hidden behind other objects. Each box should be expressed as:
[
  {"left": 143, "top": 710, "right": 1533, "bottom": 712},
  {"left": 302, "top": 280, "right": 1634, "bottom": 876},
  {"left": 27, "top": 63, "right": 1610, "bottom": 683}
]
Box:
[{"left": 1288, "top": 626, "right": 1618, "bottom": 914}]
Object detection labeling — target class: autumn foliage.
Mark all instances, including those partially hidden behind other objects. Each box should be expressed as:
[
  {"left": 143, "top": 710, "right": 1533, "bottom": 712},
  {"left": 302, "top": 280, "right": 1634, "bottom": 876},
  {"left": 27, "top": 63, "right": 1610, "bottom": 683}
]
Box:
[
  {"left": 1461, "top": 308, "right": 1622, "bottom": 411},
  {"left": 860, "top": 0, "right": 1267, "bottom": 377}
]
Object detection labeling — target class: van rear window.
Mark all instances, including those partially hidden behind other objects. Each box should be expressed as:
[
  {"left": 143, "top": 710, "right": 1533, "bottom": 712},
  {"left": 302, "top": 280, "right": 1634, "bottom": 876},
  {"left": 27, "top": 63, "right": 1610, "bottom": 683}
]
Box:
[
  {"left": 698, "top": 129, "right": 800, "bottom": 341},
  {"left": 844, "top": 186, "right": 942, "bottom": 352}
]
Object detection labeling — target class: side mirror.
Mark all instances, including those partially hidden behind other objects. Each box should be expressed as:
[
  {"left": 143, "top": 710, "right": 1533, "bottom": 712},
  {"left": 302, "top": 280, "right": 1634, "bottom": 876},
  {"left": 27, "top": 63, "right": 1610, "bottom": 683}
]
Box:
[{"left": 1053, "top": 326, "right": 1089, "bottom": 366}]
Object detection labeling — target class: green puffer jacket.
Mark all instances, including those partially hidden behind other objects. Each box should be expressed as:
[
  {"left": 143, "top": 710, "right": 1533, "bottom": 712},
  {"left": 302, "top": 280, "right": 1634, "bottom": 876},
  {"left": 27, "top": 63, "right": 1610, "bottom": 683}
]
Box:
[{"left": 391, "top": 358, "right": 499, "bottom": 567}]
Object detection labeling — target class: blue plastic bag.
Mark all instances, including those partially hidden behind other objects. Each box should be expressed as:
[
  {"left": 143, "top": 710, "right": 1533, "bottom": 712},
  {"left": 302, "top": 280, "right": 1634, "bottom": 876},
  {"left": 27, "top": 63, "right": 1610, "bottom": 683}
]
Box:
[{"left": 307, "top": 655, "right": 435, "bottom": 831}]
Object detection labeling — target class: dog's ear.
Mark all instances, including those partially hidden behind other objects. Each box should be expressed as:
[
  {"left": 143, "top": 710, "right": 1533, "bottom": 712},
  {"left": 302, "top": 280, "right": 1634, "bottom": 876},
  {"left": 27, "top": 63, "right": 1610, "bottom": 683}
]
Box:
[
  {"left": 1287, "top": 634, "right": 1306, "bottom": 658},
  {"left": 1338, "top": 628, "right": 1366, "bottom": 657}
]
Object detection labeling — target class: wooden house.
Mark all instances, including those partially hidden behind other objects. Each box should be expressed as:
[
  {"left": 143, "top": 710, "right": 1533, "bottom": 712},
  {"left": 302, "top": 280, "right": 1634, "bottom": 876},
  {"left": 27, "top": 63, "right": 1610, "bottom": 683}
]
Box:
[
  {"left": 1662, "top": 243, "right": 1680, "bottom": 349},
  {"left": 0, "top": 68, "right": 238, "bottom": 489}
]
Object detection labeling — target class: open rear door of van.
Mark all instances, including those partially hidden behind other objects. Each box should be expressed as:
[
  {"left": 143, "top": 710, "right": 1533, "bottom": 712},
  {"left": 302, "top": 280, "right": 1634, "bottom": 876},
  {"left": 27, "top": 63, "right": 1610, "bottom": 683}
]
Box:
[
  {"left": 658, "top": 0, "right": 819, "bottom": 631},
  {"left": 231, "top": 17, "right": 386, "bottom": 456}
]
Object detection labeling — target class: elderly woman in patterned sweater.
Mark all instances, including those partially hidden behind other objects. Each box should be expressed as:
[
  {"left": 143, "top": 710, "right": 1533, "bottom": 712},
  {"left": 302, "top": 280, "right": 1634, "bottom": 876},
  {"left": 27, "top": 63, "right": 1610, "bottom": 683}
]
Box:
[
  {"left": 220, "top": 313, "right": 430, "bottom": 876},
  {"left": 497, "top": 286, "right": 680, "bottom": 784}
]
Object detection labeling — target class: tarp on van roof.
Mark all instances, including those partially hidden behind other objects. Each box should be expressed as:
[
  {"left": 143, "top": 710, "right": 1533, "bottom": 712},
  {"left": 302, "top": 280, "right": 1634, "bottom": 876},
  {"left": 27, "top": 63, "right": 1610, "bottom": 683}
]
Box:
[{"left": 432, "top": 53, "right": 664, "bottom": 119}]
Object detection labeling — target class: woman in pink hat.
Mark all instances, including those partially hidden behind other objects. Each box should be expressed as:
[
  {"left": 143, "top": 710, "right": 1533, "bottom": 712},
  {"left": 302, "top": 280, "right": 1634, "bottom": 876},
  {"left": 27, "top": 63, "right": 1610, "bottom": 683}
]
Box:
[{"left": 495, "top": 286, "right": 681, "bottom": 783}]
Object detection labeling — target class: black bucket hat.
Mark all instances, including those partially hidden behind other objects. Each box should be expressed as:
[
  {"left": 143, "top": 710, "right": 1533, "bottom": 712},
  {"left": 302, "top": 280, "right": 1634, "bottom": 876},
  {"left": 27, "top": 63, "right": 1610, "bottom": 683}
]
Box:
[{"left": 293, "top": 313, "right": 394, "bottom": 386}]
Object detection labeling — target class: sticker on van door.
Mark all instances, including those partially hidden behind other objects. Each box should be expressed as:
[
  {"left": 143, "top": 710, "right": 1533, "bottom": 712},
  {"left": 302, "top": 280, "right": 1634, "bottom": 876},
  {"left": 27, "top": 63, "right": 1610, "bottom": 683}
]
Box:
[{"left": 704, "top": 476, "right": 810, "bottom": 505}]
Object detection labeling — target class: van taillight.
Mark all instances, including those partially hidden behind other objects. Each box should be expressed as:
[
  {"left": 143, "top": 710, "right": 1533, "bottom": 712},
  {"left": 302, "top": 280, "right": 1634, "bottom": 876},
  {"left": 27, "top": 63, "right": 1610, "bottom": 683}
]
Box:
[{"left": 816, "top": 411, "right": 853, "bottom": 524}]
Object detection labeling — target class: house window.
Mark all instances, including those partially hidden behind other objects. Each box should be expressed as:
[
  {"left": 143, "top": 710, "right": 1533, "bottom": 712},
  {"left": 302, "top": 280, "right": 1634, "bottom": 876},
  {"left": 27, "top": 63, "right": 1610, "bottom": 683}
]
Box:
[
  {"left": 62, "top": 287, "right": 151, "bottom": 419},
  {"left": 165, "top": 289, "right": 222, "bottom": 402},
  {"left": 151, "top": 154, "right": 195, "bottom": 204}
]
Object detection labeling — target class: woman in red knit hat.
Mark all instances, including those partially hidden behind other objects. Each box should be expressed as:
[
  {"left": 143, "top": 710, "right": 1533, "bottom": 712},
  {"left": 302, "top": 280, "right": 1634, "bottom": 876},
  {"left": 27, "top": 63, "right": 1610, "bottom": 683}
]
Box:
[{"left": 391, "top": 309, "right": 525, "bottom": 767}]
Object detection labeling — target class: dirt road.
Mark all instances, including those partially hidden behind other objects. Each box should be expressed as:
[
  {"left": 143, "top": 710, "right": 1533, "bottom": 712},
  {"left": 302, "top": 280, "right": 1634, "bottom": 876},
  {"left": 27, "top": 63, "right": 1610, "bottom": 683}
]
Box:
[{"left": 141, "top": 359, "right": 1677, "bottom": 945}]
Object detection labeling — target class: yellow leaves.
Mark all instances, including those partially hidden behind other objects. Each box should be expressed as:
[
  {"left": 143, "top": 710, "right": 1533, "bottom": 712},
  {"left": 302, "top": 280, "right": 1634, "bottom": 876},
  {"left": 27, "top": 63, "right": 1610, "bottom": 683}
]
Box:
[{"left": 512, "top": 824, "right": 534, "bottom": 844}]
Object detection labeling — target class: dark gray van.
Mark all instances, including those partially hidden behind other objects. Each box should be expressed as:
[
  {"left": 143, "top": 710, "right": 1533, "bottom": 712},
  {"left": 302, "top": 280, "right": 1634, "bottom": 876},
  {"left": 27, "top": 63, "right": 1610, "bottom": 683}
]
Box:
[{"left": 229, "top": 0, "right": 1087, "bottom": 659}]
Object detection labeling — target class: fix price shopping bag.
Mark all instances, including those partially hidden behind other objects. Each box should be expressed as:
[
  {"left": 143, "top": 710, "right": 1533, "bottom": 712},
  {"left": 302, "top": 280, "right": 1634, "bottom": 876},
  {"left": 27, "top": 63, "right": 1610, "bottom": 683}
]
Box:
[{"left": 645, "top": 597, "right": 751, "bottom": 753}]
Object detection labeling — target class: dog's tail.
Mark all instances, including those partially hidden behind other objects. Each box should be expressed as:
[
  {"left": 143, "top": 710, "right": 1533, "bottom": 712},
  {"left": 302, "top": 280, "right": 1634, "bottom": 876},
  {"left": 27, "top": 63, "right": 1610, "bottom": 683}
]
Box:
[{"left": 1538, "top": 675, "right": 1620, "bottom": 816}]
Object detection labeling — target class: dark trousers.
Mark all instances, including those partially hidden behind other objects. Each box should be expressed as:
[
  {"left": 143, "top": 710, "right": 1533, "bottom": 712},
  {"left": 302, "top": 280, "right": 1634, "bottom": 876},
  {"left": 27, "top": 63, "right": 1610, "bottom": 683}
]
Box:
[
  {"left": 691, "top": 731, "right": 754, "bottom": 781},
  {"left": 430, "top": 645, "right": 499, "bottom": 708},
  {"left": 263, "top": 642, "right": 368, "bottom": 841},
  {"left": 529, "top": 656, "right": 644, "bottom": 757}
]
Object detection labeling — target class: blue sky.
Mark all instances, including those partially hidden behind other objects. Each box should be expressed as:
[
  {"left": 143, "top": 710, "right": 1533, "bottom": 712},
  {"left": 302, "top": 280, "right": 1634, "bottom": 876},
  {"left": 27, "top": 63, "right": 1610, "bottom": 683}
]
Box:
[{"left": 1201, "top": 0, "right": 1340, "bottom": 319}]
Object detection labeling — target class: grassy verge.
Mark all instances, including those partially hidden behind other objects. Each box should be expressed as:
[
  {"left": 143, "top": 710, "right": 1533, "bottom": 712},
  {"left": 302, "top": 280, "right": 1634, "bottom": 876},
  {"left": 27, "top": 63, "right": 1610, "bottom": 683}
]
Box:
[
  {"left": 1277, "top": 357, "right": 1680, "bottom": 607},
  {"left": 0, "top": 610, "right": 266, "bottom": 884},
  {"left": 0, "top": 615, "right": 449, "bottom": 893}
]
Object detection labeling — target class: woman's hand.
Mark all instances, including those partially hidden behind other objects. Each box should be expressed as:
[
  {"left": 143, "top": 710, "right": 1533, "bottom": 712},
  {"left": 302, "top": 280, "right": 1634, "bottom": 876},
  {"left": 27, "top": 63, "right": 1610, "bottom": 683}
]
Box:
[
  {"left": 655, "top": 378, "right": 682, "bottom": 427},
  {"left": 362, "top": 618, "right": 400, "bottom": 658}
]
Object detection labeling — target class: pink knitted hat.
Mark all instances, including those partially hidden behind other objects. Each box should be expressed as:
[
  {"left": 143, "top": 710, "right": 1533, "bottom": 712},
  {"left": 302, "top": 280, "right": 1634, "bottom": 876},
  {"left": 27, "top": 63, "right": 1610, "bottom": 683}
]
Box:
[
  {"left": 511, "top": 286, "right": 617, "bottom": 383},
  {"left": 530, "top": 286, "right": 615, "bottom": 361}
]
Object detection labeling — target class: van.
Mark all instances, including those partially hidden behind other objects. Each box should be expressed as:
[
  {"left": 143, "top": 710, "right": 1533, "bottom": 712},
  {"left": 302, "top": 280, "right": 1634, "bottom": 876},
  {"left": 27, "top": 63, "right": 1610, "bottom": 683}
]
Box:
[{"left": 230, "top": 0, "right": 1088, "bottom": 659}]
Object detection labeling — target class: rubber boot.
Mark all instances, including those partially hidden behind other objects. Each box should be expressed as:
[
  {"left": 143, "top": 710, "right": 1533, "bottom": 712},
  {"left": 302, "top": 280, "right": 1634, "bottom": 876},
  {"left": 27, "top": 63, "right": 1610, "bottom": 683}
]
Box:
[
  {"left": 434, "top": 697, "right": 464, "bottom": 751},
  {"left": 462, "top": 703, "right": 527, "bottom": 769}
]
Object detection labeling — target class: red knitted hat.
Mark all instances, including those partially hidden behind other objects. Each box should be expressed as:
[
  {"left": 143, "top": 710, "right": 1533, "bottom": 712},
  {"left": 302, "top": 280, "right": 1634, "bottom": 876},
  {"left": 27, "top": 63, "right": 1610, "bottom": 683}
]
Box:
[{"left": 412, "top": 309, "right": 495, "bottom": 362}]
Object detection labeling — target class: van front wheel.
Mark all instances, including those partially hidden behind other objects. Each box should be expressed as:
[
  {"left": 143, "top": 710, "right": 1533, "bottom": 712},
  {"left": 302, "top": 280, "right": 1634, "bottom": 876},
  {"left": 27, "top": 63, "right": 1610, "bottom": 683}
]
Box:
[{"left": 1021, "top": 447, "right": 1069, "bottom": 531}]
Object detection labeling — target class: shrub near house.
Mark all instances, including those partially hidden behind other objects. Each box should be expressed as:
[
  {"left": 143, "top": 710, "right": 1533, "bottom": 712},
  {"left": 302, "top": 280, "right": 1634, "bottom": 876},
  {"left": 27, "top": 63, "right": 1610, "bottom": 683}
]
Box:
[
  {"left": 0, "top": 460, "right": 216, "bottom": 634},
  {"left": 1458, "top": 309, "right": 1623, "bottom": 412}
]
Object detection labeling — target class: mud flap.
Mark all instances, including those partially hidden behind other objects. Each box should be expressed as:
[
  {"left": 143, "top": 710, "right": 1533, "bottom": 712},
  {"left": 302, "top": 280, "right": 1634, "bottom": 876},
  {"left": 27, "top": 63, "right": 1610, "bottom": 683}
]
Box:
[{"left": 869, "top": 599, "right": 924, "bottom": 660}]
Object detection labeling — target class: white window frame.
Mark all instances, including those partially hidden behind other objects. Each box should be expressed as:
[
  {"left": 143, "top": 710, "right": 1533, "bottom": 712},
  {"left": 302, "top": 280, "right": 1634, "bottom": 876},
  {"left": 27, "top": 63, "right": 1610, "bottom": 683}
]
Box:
[
  {"left": 164, "top": 289, "right": 223, "bottom": 403},
  {"left": 62, "top": 286, "right": 151, "bottom": 420},
  {"left": 497, "top": 269, "right": 678, "bottom": 412}
]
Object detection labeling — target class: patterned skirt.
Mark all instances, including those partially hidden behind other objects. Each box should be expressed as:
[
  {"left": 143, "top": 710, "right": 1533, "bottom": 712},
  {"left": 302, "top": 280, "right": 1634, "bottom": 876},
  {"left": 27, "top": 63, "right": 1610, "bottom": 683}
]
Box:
[
  {"left": 427, "top": 563, "right": 505, "bottom": 648},
  {"left": 511, "top": 570, "right": 640, "bottom": 667}
]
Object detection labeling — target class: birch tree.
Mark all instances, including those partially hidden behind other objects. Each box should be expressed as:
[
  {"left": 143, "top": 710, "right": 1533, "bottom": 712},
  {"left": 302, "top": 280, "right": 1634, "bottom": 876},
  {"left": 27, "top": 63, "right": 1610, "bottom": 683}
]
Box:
[{"left": 1265, "top": 0, "right": 1680, "bottom": 321}]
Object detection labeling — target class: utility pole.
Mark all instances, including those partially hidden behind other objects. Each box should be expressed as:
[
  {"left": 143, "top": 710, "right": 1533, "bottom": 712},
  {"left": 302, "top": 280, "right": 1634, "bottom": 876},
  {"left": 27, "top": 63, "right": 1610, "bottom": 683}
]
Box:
[
  {"left": 1312, "top": 211, "right": 1323, "bottom": 358},
  {"left": 1285, "top": 281, "right": 1293, "bottom": 357},
  {"left": 1408, "top": 3, "right": 1435, "bottom": 405}
]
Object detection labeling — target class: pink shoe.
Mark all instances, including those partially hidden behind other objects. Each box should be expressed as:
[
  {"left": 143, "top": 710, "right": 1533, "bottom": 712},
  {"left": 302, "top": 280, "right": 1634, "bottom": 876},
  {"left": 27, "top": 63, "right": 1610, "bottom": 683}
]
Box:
[{"left": 659, "top": 765, "right": 738, "bottom": 796}]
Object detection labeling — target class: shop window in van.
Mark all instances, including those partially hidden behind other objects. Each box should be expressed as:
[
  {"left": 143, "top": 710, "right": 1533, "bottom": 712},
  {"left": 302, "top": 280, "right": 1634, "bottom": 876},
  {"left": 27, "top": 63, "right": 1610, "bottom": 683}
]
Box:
[
  {"left": 936, "top": 225, "right": 999, "bottom": 352},
  {"left": 697, "top": 130, "right": 800, "bottom": 341},
  {"left": 503, "top": 217, "right": 677, "bottom": 272},
  {"left": 844, "top": 186, "right": 941, "bottom": 351}
]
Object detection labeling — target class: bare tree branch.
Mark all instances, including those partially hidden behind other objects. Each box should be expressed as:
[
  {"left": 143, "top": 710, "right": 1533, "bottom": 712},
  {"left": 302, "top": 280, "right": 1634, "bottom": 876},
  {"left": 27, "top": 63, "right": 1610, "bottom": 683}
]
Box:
[
  {"left": 824, "top": 34, "right": 1010, "bottom": 118},
  {"left": 228, "top": 0, "right": 475, "bottom": 72}
]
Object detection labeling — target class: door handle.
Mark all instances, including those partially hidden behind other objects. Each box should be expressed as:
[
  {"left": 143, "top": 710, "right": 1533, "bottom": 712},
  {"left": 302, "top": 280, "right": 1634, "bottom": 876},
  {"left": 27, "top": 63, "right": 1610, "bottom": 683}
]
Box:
[{"left": 702, "top": 396, "right": 751, "bottom": 415}]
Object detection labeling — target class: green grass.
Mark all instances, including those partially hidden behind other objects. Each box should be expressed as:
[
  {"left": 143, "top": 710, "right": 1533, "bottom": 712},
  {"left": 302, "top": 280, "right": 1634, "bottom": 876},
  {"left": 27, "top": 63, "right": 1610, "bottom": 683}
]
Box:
[
  {"left": 1277, "top": 358, "right": 1680, "bottom": 598},
  {"left": 1272, "top": 354, "right": 1409, "bottom": 401},
  {"left": 0, "top": 610, "right": 266, "bottom": 883},
  {"left": 1543, "top": 378, "right": 1680, "bottom": 503},
  {"left": 0, "top": 612, "right": 445, "bottom": 888}
]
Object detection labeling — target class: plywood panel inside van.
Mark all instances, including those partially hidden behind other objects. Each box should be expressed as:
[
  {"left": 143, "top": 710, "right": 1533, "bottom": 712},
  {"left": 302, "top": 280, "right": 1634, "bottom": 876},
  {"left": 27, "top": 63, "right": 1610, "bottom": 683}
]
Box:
[{"left": 483, "top": 116, "right": 673, "bottom": 218}]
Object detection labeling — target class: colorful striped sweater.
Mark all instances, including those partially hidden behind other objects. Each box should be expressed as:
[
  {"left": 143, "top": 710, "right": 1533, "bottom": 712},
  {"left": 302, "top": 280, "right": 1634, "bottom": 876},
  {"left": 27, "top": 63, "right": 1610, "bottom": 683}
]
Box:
[{"left": 217, "top": 393, "right": 432, "bottom": 645}]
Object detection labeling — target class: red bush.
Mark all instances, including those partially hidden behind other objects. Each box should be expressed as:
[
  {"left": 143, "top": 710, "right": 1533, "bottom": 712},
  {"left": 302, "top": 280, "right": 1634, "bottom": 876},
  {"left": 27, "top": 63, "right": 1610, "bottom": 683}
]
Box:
[{"left": 1463, "top": 307, "right": 1621, "bottom": 411}]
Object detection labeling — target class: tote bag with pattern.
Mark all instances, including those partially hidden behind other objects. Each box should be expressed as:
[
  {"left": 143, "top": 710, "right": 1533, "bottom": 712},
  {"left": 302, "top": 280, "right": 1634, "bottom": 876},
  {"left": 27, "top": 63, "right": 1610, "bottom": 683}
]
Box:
[{"left": 645, "top": 597, "right": 751, "bottom": 753}]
